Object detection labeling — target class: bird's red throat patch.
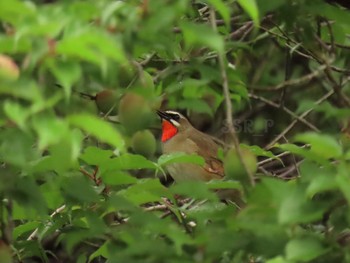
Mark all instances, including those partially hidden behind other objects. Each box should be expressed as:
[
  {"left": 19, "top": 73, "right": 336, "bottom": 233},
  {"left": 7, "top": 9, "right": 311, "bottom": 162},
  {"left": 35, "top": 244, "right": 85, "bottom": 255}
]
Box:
[{"left": 161, "top": 120, "right": 178, "bottom": 142}]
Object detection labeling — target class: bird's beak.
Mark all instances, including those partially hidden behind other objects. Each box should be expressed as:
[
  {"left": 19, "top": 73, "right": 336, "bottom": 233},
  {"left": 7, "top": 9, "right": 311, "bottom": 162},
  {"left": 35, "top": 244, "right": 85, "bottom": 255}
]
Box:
[{"left": 156, "top": 110, "right": 171, "bottom": 121}]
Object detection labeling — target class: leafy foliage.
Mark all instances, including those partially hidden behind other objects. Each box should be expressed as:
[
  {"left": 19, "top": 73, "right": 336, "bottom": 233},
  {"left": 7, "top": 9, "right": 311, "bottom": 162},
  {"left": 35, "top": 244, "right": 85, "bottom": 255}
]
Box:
[{"left": 0, "top": 0, "right": 350, "bottom": 262}]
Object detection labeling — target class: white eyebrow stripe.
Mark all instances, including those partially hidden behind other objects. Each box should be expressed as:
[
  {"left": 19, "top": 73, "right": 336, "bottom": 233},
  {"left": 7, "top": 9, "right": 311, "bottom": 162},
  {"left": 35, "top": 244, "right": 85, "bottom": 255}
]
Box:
[
  {"left": 165, "top": 110, "right": 180, "bottom": 115},
  {"left": 170, "top": 119, "right": 180, "bottom": 127}
]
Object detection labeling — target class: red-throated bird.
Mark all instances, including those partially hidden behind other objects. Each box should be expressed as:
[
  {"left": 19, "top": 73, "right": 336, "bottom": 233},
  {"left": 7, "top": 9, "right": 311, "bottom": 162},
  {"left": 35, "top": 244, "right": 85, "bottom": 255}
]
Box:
[
  {"left": 157, "top": 110, "right": 244, "bottom": 206},
  {"left": 157, "top": 110, "right": 224, "bottom": 182}
]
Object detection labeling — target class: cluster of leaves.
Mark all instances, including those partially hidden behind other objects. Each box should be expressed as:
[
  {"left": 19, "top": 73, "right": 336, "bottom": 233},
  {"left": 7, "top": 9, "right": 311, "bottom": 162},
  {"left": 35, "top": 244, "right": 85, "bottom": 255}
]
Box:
[{"left": 0, "top": 0, "right": 350, "bottom": 262}]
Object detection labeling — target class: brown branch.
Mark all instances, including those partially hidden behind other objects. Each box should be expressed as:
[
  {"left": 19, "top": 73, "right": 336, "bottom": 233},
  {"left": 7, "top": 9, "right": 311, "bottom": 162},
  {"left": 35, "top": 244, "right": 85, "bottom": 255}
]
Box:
[
  {"left": 248, "top": 93, "right": 320, "bottom": 132},
  {"left": 265, "top": 90, "right": 335, "bottom": 149},
  {"left": 277, "top": 160, "right": 303, "bottom": 179},
  {"left": 257, "top": 144, "right": 310, "bottom": 167},
  {"left": 210, "top": 9, "right": 255, "bottom": 187},
  {"left": 260, "top": 25, "right": 350, "bottom": 75},
  {"left": 324, "top": 67, "right": 350, "bottom": 107},
  {"left": 143, "top": 204, "right": 168, "bottom": 212},
  {"left": 250, "top": 65, "right": 326, "bottom": 91},
  {"left": 27, "top": 205, "right": 66, "bottom": 241},
  {"left": 79, "top": 167, "right": 95, "bottom": 181},
  {"left": 228, "top": 21, "right": 254, "bottom": 40},
  {"left": 327, "top": 42, "right": 350, "bottom": 50}
]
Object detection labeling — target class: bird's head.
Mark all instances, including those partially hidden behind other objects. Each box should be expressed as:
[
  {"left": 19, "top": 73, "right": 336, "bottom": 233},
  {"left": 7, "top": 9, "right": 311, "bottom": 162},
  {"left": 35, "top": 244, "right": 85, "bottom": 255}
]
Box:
[{"left": 156, "top": 110, "right": 191, "bottom": 142}]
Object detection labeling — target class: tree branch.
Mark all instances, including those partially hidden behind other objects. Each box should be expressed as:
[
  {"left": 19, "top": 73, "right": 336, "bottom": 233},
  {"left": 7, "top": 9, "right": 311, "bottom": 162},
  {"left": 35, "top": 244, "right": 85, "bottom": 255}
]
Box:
[
  {"left": 265, "top": 90, "right": 335, "bottom": 149},
  {"left": 210, "top": 9, "right": 255, "bottom": 187}
]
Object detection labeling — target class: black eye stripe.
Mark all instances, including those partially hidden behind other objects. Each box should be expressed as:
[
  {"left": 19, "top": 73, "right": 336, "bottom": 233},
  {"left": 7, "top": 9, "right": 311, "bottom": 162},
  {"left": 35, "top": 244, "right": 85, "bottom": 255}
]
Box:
[{"left": 169, "top": 113, "right": 180, "bottom": 121}]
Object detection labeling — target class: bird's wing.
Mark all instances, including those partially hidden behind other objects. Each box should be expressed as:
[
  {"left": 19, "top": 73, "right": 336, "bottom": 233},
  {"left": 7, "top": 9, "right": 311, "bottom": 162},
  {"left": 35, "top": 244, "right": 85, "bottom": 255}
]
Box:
[
  {"left": 203, "top": 156, "right": 224, "bottom": 178},
  {"left": 186, "top": 132, "right": 225, "bottom": 178}
]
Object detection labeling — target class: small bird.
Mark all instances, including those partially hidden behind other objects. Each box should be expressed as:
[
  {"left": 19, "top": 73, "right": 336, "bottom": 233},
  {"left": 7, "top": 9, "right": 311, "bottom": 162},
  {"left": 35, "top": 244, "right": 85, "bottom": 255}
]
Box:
[
  {"left": 157, "top": 110, "right": 224, "bottom": 182},
  {"left": 157, "top": 110, "right": 244, "bottom": 207}
]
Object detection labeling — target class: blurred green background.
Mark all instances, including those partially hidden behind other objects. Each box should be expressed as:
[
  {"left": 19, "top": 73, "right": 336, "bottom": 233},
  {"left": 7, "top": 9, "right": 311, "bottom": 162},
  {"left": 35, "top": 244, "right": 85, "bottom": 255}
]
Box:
[{"left": 0, "top": 0, "right": 350, "bottom": 262}]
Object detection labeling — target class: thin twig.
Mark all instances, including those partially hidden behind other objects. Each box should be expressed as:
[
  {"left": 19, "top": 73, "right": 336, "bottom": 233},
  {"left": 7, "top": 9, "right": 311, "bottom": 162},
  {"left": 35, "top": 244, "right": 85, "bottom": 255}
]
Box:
[
  {"left": 143, "top": 204, "right": 168, "bottom": 212},
  {"left": 327, "top": 42, "right": 350, "bottom": 50},
  {"left": 324, "top": 66, "right": 350, "bottom": 107},
  {"left": 257, "top": 144, "right": 310, "bottom": 166},
  {"left": 260, "top": 25, "right": 350, "bottom": 75},
  {"left": 258, "top": 166, "right": 275, "bottom": 176},
  {"left": 172, "top": 16, "right": 242, "bottom": 33},
  {"left": 79, "top": 167, "right": 96, "bottom": 182},
  {"left": 228, "top": 21, "right": 254, "bottom": 40},
  {"left": 251, "top": 65, "right": 327, "bottom": 91},
  {"left": 27, "top": 205, "right": 66, "bottom": 241},
  {"left": 265, "top": 90, "right": 335, "bottom": 149},
  {"left": 139, "top": 52, "right": 156, "bottom": 66},
  {"left": 248, "top": 93, "right": 320, "bottom": 132},
  {"left": 210, "top": 9, "right": 255, "bottom": 187},
  {"left": 277, "top": 160, "right": 303, "bottom": 179}
]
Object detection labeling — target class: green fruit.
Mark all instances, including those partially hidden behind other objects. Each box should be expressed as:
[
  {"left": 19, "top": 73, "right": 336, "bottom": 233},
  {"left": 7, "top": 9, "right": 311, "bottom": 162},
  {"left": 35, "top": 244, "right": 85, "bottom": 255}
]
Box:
[
  {"left": 95, "top": 89, "right": 119, "bottom": 115},
  {"left": 118, "top": 64, "right": 137, "bottom": 87},
  {"left": 340, "top": 133, "right": 350, "bottom": 150},
  {"left": 131, "top": 130, "right": 156, "bottom": 157},
  {"left": 118, "top": 92, "right": 152, "bottom": 133},
  {"left": 224, "top": 146, "right": 257, "bottom": 182},
  {"left": 0, "top": 54, "right": 19, "bottom": 81},
  {"left": 133, "top": 71, "right": 154, "bottom": 89}
]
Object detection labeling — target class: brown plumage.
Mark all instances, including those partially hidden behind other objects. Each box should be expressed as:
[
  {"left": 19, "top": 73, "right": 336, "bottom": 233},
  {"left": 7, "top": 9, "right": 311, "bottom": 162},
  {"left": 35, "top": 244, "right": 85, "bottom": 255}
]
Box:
[
  {"left": 158, "top": 110, "right": 224, "bottom": 182},
  {"left": 157, "top": 110, "right": 245, "bottom": 207}
]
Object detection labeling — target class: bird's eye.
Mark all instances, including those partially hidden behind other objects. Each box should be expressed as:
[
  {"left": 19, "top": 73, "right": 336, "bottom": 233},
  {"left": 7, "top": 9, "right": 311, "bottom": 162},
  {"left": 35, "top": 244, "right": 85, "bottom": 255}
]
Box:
[{"left": 172, "top": 114, "right": 180, "bottom": 121}]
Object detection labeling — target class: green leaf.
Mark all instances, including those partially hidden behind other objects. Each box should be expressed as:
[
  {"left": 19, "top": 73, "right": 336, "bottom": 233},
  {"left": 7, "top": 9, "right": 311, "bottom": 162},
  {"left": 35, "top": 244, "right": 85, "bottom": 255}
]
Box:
[
  {"left": 206, "top": 180, "right": 242, "bottom": 190},
  {"left": 0, "top": 0, "right": 35, "bottom": 25},
  {"left": 46, "top": 59, "right": 82, "bottom": 98},
  {"left": 61, "top": 175, "right": 99, "bottom": 203},
  {"left": 56, "top": 30, "right": 126, "bottom": 69},
  {"left": 306, "top": 174, "right": 337, "bottom": 197},
  {"left": 180, "top": 22, "right": 224, "bottom": 53},
  {"left": 278, "top": 186, "right": 325, "bottom": 225},
  {"left": 89, "top": 241, "right": 111, "bottom": 262},
  {"left": 158, "top": 152, "right": 205, "bottom": 167},
  {"left": 38, "top": 129, "right": 82, "bottom": 174},
  {"left": 11, "top": 177, "right": 48, "bottom": 215},
  {"left": 118, "top": 179, "right": 170, "bottom": 205},
  {"left": 294, "top": 132, "right": 342, "bottom": 159},
  {"left": 286, "top": 237, "right": 327, "bottom": 262},
  {"left": 80, "top": 146, "right": 114, "bottom": 166},
  {"left": 13, "top": 221, "right": 40, "bottom": 240},
  {"left": 181, "top": 78, "right": 210, "bottom": 98},
  {"left": 0, "top": 80, "right": 43, "bottom": 102},
  {"left": 306, "top": 2, "right": 350, "bottom": 26},
  {"left": 314, "top": 101, "right": 350, "bottom": 120},
  {"left": 101, "top": 170, "right": 137, "bottom": 185},
  {"left": 32, "top": 114, "right": 69, "bottom": 150},
  {"left": 276, "top": 143, "right": 329, "bottom": 166},
  {"left": 40, "top": 182, "right": 64, "bottom": 209},
  {"left": 0, "top": 35, "right": 32, "bottom": 53},
  {"left": 266, "top": 256, "right": 288, "bottom": 263},
  {"left": 0, "top": 129, "right": 38, "bottom": 166},
  {"left": 256, "top": 0, "right": 287, "bottom": 15},
  {"left": 3, "top": 100, "right": 29, "bottom": 130},
  {"left": 241, "top": 144, "right": 278, "bottom": 159},
  {"left": 170, "top": 181, "right": 218, "bottom": 201},
  {"left": 237, "top": 0, "right": 259, "bottom": 26},
  {"left": 205, "top": 0, "right": 230, "bottom": 26},
  {"left": 336, "top": 162, "right": 350, "bottom": 204},
  {"left": 101, "top": 1, "right": 125, "bottom": 24},
  {"left": 68, "top": 114, "right": 124, "bottom": 150},
  {"left": 178, "top": 99, "right": 214, "bottom": 116},
  {"left": 106, "top": 153, "right": 157, "bottom": 170}
]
